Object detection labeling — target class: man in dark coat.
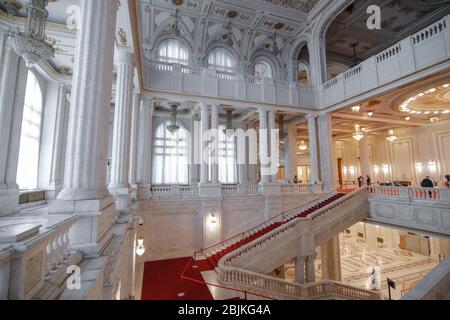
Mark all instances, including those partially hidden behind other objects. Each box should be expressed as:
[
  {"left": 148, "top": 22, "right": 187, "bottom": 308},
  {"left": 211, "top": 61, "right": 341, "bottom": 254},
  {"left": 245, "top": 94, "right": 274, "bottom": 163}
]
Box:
[{"left": 421, "top": 176, "right": 434, "bottom": 188}]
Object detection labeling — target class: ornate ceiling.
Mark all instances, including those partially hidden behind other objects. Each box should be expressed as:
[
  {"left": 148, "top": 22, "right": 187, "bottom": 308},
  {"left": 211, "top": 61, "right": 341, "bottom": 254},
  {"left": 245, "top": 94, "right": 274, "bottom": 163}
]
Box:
[{"left": 326, "top": 0, "right": 450, "bottom": 69}]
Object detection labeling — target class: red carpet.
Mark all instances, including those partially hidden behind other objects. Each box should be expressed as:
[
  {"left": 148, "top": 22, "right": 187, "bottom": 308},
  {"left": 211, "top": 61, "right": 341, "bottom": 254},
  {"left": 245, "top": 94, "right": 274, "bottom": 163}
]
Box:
[{"left": 141, "top": 257, "right": 214, "bottom": 300}]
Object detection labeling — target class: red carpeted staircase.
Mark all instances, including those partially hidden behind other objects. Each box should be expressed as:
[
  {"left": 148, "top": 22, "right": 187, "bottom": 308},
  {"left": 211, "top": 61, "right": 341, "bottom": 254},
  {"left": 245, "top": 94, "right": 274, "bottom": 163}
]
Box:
[{"left": 205, "top": 193, "right": 345, "bottom": 268}]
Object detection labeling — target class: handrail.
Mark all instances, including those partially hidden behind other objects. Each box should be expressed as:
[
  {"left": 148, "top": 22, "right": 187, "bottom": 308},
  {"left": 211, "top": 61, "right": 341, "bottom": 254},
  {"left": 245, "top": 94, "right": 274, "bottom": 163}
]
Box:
[{"left": 194, "top": 190, "right": 337, "bottom": 256}]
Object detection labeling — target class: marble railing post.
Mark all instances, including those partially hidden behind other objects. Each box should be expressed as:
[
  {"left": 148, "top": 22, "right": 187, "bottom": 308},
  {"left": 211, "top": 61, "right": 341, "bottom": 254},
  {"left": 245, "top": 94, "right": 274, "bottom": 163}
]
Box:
[
  {"left": 48, "top": 84, "right": 70, "bottom": 199},
  {"left": 129, "top": 92, "right": 140, "bottom": 200},
  {"left": 0, "top": 43, "right": 28, "bottom": 216},
  {"left": 136, "top": 97, "right": 154, "bottom": 199},
  {"left": 50, "top": 0, "right": 118, "bottom": 256},
  {"left": 109, "top": 49, "right": 135, "bottom": 211}
]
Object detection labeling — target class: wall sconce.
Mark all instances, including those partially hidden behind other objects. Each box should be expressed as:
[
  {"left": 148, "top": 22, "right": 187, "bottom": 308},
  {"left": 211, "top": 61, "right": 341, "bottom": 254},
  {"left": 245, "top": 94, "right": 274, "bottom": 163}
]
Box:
[
  {"left": 343, "top": 166, "right": 348, "bottom": 176},
  {"left": 428, "top": 161, "right": 437, "bottom": 174},
  {"left": 208, "top": 213, "right": 218, "bottom": 229},
  {"left": 383, "top": 164, "right": 389, "bottom": 175},
  {"left": 135, "top": 237, "right": 146, "bottom": 257},
  {"left": 349, "top": 166, "right": 355, "bottom": 176},
  {"left": 374, "top": 165, "right": 379, "bottom": 174}
]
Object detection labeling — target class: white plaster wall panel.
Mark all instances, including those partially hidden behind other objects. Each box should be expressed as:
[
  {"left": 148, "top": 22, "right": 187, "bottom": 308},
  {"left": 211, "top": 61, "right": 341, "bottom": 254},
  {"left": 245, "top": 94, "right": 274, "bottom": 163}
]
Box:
[
  {"left": 372, "top": 202, "right": 397, "bottom": 219},
  {"left": 441, "top": 209, "right": 450, "bottom": 228},
  {"left": 221, "top": 196, "right": 265, "bottom": 239},
  {"left": 436, "top": 133, "right": 450, "bottom": 174},
  {"left": 391, "top": 139, "right": 415, "bottom": 181},
  {"left": 377, "top": 58, "right": 401, "bottom": 84},
  {"left": 413, "top": 208, "right": 438, "bottom": 226},
  {"left": 343, "top": 76, "right": 361, "bottom": 97},
  {"left": 149, "top": 70, "right": 171, "bottom": 90},
  {"left": 414, "top": 36, "right": 447, "bottom": 69},
  {"left": 246, "top": 84, "right": 261, "bottom": 101},
  {"left": 275, "top": 87, "right": 290, "bottom": 105},
  {"left": 217, "top": 79, "right": 236, "bottom": 98},
  {"left": 263, "top": 84, "right": 275, "bottom": 103},
  {"left": 182, "top": 75, "right": 202, "bottom": 94}
]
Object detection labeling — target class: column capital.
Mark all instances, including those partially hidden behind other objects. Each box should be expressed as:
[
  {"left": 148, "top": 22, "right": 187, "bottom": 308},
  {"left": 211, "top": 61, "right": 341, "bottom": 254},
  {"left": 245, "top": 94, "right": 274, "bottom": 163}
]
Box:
[{"left": 306, "top": 113, "right": 317, "bottom": 120}]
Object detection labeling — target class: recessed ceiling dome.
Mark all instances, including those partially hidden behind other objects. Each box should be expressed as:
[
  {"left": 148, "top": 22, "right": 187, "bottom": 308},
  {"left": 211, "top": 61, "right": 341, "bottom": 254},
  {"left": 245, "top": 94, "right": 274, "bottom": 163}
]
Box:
[{"left": 398, "top": 83, "right": 450, "bottom": 115}]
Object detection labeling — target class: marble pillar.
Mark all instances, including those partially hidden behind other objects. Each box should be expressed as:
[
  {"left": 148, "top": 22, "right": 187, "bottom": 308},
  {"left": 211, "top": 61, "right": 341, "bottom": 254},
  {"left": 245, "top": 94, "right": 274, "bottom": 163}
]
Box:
[
  {"left": 320, "top": 236, "right": 342, "bottom": 281},
  {"left": 129, "top": 93, "right": 140, "bottom": 200},
  {"left": 258, "top": 109, "right": 270, "bottom": 184},
  {"left": 267, "top": 111, "right": 278, "bottom": 183},
  {"left": 210, "top": 103, "right": 219, "bottom": 185},
  {"left": 305, "top": 254, "right": 316, "bottom": 283},
  {"left": 359, "top": 136, "right": 371, "bottom": 183},
  {"left": 199, "top": 103, "right": 209, "bottom": 185},
  {"left": 284, "top": 125, "right": 298, "bottom": 183},
  {"left": 295, "top": 256, "right": 305, "bottom": 284},
  {"left": 50, "top": 0, "right": 118, "bottom": 256},
  {"left": 136, "top": 97, "right": 154, "bottom": 199},
  {"left": 237, "top": 121, "right": 248, "bottom": 185},
  {"left": 109, "top": 50, "right": 135, "bottom": 210},
  {"left": 0, "top": 44, "right": 28, "bottom": 216},
  {"left": 317, "top": 113, "right": 335, "bottom": 193},
  {"left": 47, "top": 84, "right": 70, "bottom": 199},
  {"left": 307, "top": 114, "right": 321, "bottom": 192}
]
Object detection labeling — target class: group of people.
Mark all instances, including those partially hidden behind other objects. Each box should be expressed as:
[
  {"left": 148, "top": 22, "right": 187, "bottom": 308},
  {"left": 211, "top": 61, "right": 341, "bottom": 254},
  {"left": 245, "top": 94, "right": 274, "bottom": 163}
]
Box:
[{"left": 357, "top": 175, "right": 372, "bottom": 188}]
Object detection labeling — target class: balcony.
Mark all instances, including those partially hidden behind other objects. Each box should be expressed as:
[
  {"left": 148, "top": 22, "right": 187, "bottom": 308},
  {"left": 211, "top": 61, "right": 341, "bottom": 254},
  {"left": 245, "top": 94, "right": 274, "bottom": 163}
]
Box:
[{"left": 143, "top": 60, "right": 316, "bottom": 108}]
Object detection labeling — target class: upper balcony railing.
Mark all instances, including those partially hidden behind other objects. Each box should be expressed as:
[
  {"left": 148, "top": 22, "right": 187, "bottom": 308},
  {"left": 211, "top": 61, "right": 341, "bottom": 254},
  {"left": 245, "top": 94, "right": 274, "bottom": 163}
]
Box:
[
  {"left": 145, "top": 15, "right": 450, "bottom": 111},
  {"left": 144, "top": 60, "right": 316, "bottom": 108},
  {"left": 321, "top": 15, "right": 450, "bottom": 108}
]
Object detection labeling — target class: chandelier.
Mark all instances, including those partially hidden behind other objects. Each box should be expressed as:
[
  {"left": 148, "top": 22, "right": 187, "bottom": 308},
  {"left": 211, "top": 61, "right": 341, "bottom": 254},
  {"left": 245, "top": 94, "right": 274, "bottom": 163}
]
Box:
[
  {"left": 223, "top": 108, "right": 234, "bottom": 136},
  {"left": 353, "top": 125, "right": 364, "bottom": 141},
  {"left": 8, "top": 0, "right": 54, "bottom": 68},
  {"left": 299, "top": 140, "right": 308, "bottom": 151},
  {"left": 135, "top": 238, "right": 145, "bottom": 257},
  {"left": 386, "top": 129, "right": 397, "bottom": 142},
  {"left": 2, "top": 0, "right": 22, "bottom": 16},
  {"left": 167, "top": 103, "right": 180, "bottom": 134},
  {"left": 278, "top": 114, "right": 287, "bottom": 141}
]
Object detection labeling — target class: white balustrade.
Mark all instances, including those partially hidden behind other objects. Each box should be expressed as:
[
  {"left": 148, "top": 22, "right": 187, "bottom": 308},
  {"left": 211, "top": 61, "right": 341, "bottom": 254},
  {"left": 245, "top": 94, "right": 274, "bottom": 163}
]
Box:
[{"left": 369, "top": 186, "right": 450, "bottom": 202}]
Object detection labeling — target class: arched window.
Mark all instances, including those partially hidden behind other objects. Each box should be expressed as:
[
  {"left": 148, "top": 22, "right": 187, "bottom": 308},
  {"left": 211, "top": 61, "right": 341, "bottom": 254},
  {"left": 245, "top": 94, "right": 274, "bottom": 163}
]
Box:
[
  {"left": 157, "top": 38, "right": 190, "bottom": 65},
  {"left": 218, "top": 125, "right": 237, "bottom": 184},
  {"left": 255, "top": 60, "right": 273, "bottom": 79},
  {"left": 152, "top": 122, "right": 189, "bottom": 185},
  {"left": 17, "top": 71, "right": 43, "bottom": 190},
  {"left": 207, "top": 47, "right": 236, "bottom": 72}
]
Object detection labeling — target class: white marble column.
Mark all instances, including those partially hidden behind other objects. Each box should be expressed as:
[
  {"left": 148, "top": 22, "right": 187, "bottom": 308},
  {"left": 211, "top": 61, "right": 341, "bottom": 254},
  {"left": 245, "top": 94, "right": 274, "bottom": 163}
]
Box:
[
  {"left": 237, "top": 121, "right": 248, "bottom": 185},
  {"left": 308, "top": 38, "right": 327, "bottom": 87},
  {"left": 109, "top": 50, "right": 135, "bottom": 210},
  {"left": 305, "top": 254, "right": 316, "bottom": 283},
  {"left": 210, "top": 103, "right": 219, "bottom": 185},
  {"left": 136, "top": 97, "right": 154, "bottom": 199},
  {"left": 359, "top": 136, "right": 371, "bottom": 183},
  {"left": 259, "top": 109, "right": 270, "bottom": 184},
  {"left": 295, "top": 256, "right": 305, "bottom": 284},
  {"left": 189, "top": 114, "right": 200, "bottom": 184},
  {"left": 317, "top": 113, "right": 335, "bottom": 193},
  {"left": 48, "top": 84, "right": 70, "bottom": 199},
  {"left": 268, "top": 111, "right": 278, "bottom": 183},
  {"left": 320, "top": 236, "right": 341, "bottom": 281},
  {"left": 284, "top": 125, "right": 298, "bottom": 183},
  {"left": 199, "top": 103, "right": 209, "bottom": 185},
  {"left": 129, "top": 92, "right": 140, "bottom": 197},
  {"left": 51, "top": 0, "right": 118, "bottom": 256},
  {"left": 0, "top": 44, "right": 28, "bottom": 216},
  {"left": 307, "top": 114, "right": 322, "bottom": 192}
]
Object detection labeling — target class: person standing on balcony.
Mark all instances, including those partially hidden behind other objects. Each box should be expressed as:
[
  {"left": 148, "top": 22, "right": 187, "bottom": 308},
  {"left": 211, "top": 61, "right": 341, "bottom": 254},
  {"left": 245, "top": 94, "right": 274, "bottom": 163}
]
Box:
[
  {"left": 445, "top": 175, "right": 450, "bottom": 188},
  {"left": 293, "top": 175, "right": 298, "bottom": 184},
  {"left": 421, "top": 176, "right": 434, "bottom": 188},
  {"left": 366, "top": 175, "right": 372, "bottom": 186},
  {"left": 358, "top": 176, "right": 364, "bottom": 188}
]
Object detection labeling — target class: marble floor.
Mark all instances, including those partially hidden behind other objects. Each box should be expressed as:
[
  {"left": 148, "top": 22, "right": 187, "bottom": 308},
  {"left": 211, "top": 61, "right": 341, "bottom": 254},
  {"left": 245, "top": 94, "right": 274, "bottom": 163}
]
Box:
[{"left": 285, "top": 234, "right": 439, "bottom": 300}]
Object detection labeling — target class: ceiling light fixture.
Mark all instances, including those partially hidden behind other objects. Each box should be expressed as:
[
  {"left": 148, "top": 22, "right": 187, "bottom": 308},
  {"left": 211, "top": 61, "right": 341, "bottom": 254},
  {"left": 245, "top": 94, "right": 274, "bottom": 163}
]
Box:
[
  {"left": 8, "top": 0, "right": 55, "bottom": 68},
  {"left": 386, "top": 129, "right": 397, "bottom": 143},
  {"left": 299, "top": 140, "right": 308, "bottom": 151},
  {"left": 135, "top": 238, "right": 146, "bottom": 257},
  {"left": 351, "top": 105, "right": 361, "bottom": 112},
  {"left": 167, "top": 103, "right": 180, "bottom": 134},
  {"left": 368, "top": 112, "right": 374, "bottom": 117},
  {"left": 353, "top": 125, "right": 364, "bottom": 141}
]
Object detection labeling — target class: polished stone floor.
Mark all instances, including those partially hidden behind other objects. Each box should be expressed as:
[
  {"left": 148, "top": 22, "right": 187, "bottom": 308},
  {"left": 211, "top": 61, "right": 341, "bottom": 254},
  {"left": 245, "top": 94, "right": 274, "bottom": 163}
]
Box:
[{"left": 285, "top": 234, "right": 439, "bottom": 300}]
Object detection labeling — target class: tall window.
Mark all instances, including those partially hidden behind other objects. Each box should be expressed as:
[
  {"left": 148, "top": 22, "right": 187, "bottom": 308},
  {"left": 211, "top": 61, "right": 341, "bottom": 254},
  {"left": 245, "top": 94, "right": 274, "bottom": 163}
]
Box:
[
  {"left": 157, "top": 39, "right": 189, "bottom": 65},
  {"left": 17, "top": 71, "right": 43, "bottom": 190},
  {"left": 153, "top": 122, "right": 189, "bottom": 185},
  {"left": 218, "top": 125, "right": 237, "bottom": 184},
  {"left": 207, "top": 48, "right": 236, "bottom": 72},
  {"left": 255, "top": 61, "right": 273, "bottom": 79}
]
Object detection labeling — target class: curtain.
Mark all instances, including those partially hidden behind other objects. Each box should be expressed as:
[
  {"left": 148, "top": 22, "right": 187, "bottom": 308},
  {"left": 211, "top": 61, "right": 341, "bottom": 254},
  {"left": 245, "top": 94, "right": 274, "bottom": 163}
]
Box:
[
  {"left": 255, "top": 61, "right": 273, "bottom": 79},
  {"left": 207, "top": 48, "right": 236, "bottom": 72},
  {"left": 158, "top": 39, "right": 189, "bottom": 65}
]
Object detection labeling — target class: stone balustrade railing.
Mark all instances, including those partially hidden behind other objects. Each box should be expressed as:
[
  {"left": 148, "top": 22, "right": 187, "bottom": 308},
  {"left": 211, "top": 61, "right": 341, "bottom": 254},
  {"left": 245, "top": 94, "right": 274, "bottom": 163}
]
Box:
[
  {"left": 219, "top": 265, "right": 380, "bottom": 300},
  {"left": 216, "top": 188, "right": 376, "bottom": 300},
  {"left": 368, "top": 186, "right": 450, "bottom": 202},
  {"left": 148, "top": 183, "right": 316, "bottom": 200}
]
